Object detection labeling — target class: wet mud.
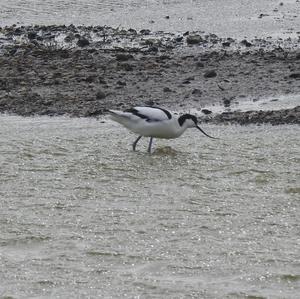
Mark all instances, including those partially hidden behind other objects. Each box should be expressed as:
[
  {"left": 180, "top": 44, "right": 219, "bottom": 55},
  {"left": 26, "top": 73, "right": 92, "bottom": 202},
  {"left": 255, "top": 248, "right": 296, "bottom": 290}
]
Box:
[{"left": 0, "top": 25, "right": 299, "bottom": 124}]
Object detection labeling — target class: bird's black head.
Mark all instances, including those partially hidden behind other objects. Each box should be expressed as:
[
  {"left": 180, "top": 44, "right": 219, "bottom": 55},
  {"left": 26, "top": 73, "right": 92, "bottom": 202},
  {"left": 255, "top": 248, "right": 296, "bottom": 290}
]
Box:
[
  {"left": 178, "top": 114, "right": 198, "bottom": 126},
  {"left": 178, "top": 113, "right": 217, "bottom": 139}
]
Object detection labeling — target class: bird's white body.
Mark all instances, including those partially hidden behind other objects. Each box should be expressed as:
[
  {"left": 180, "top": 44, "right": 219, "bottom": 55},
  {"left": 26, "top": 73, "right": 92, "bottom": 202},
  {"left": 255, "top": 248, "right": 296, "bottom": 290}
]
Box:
[
  {"left": 108, "top": 106, "right": 216, "bottom": 153},
  {"left": 109, "top": 107, "right": 188, "bottom": 139}
]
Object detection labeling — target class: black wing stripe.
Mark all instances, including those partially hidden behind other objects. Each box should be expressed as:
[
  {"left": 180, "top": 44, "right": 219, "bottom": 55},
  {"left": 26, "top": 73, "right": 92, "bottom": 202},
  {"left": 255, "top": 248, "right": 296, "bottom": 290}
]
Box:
[
  {"left": 153, "top": 107, "right": 172, "bottom": 119},
  {"left": 125, "top": 107, "right": 172, "bottom": 121},
  {"left": 124, "top": 108, "right": 149, "bottom": 120}
]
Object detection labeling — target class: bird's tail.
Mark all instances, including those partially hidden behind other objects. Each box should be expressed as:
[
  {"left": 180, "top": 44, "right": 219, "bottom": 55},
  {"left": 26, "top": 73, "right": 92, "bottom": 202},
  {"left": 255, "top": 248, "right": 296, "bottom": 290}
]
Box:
[
  {"left": 108, "top": 110, "right": 132, "bottom": 126},
  {"left": 108, "top": 109, "right": 120, "bottom": 116},
  {"left": 108, "top": 109, "right": 126, "bottom": 118}
]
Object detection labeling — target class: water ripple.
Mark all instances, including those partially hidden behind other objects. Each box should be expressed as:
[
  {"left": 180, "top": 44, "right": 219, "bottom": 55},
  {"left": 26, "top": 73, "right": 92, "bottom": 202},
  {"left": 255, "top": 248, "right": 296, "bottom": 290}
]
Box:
[{"left": 0, "top": 116, "right": 299, "bottom": 298}]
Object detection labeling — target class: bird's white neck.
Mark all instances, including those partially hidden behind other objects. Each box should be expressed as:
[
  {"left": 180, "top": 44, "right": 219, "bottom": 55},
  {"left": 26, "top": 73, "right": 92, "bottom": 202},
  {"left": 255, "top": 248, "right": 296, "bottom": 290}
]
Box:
[{"left": 173, "top": 117, "right": 191, "bottom": 137}]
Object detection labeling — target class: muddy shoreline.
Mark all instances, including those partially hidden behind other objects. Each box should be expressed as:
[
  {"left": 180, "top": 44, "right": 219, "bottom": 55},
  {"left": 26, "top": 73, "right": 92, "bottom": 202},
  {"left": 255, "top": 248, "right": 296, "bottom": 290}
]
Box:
[{"left": 0, "top": 25, "right": 299, "bottom": 124}]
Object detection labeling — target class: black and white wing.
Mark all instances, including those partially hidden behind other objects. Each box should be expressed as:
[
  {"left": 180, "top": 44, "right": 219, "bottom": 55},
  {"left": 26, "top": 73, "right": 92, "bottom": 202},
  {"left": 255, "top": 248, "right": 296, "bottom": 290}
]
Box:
[
  {"left": 125, "top": 107, "right": 172, "bottom": 122},
  {"left": 109, "top": 106, "right": 172, "bottom": 123}
]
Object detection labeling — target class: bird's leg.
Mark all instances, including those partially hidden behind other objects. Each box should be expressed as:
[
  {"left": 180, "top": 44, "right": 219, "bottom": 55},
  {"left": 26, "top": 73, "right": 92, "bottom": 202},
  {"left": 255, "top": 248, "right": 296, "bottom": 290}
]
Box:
[
  {"left": 147, "top": 137, "right": 153, "bottom": 154},
  {"left": 132, "top": 135, "right": 142, "bottom": 151}
]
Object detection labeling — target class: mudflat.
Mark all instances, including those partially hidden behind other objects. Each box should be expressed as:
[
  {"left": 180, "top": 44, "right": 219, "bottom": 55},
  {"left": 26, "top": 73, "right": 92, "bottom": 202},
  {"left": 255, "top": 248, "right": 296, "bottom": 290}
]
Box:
[{"left": 0, "top": 25, "right": 299, "bottom": 124}]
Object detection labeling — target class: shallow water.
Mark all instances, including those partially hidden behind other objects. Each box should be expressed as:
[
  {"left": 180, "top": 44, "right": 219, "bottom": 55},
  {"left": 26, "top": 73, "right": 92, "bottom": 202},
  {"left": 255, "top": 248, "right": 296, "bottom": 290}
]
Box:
[
  {"left": 0, "top": 115, "right": 299, "bottom": 298},
  {"left": 0, "top": 0, "right": 299, "bottom": 38},
  {"left": 197, "top": 94, "right": 300, "bottom": 115}
]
